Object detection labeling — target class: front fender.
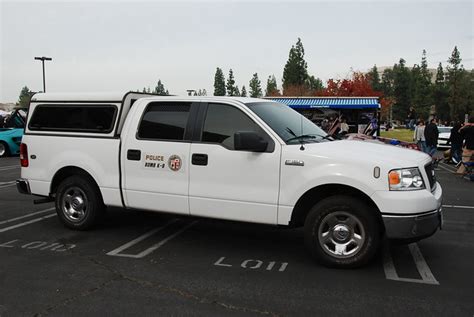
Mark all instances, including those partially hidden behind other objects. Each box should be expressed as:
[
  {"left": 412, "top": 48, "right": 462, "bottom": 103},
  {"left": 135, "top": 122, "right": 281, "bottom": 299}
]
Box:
[{"left": 279, "top": 162, "right": 380, "bottom": 208}]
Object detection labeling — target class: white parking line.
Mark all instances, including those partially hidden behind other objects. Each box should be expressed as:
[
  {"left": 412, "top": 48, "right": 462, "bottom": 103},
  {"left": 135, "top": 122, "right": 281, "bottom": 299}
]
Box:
[
  {"left": 107, "top": 220, "right": 197, "bottom": 258},
  {"left": 0, "top": 213, "right": 56, "bottom": 233},
  {"left": 0, "top": 165, "right": 20, "bottom": 171},
  {"left": 408, "top": 243, "right": 439, "bottom": 284},
  {"left": 442, "top": 205, "right": 474, "bottom": 209},
  {"left": 438, "top": 162, "right": 456, "bottom": 171},
  {"left": 383, "top": 243, "right": 439, "bottom": 285},
  {"left": 0, "top": 181, "right": 16, "bottom": 189},
  {"left": 437, "top": 164, "right": 456, "bottom": 173},
  {"left": 0, "top": 208, "right": 55, "bottom": 225}
]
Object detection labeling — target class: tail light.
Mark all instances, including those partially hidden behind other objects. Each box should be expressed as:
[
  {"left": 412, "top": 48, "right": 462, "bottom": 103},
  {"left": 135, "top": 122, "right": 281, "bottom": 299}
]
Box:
[{"left": 20, "top": 143, "right": 29, "bottom": 167}]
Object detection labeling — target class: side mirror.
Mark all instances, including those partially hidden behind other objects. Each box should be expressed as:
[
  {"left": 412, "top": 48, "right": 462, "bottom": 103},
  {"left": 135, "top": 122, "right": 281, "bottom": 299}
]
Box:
[{"left": 234, "top": 131, "right": 268, "bottom": 152}]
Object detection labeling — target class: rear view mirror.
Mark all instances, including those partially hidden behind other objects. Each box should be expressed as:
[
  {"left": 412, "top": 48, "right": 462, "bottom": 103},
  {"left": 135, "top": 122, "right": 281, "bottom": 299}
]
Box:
[{"left": 234, "top": 131, "right": 268, "bottom": 152}]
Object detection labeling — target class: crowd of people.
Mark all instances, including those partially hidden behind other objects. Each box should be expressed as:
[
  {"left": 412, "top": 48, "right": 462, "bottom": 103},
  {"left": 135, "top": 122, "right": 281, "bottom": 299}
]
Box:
[{"left": 413, "top": 117, "right": 474, "bottom": 175}]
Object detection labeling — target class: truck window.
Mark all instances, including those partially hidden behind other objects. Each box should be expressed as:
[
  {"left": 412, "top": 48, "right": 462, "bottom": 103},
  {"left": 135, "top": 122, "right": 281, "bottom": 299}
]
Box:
[
  {"left": 202, "top": 103, "right": 266, "bottom": 150},
  {"left": 29, "top": 105, "right": 117, "bottom": 133},
  {"left": 137, "top": 102, "right": 191, "bottom": 141}
]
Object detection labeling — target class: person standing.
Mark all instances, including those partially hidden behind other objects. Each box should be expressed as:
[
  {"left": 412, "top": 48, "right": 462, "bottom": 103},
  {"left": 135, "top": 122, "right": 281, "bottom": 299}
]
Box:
[
  {"left": 456, "top": 118, "right": 474, "bottom": 174},
  {"left": 339, "top": 118, "right": 349, "bottom": 135},
  {"left": 413, "top": 120, "right": 426, "bottom": 153},
  {"left": 448, "top": 121, "right": 463, "bottom": 164},
  {"left": 407, "top": 107, "right": 417, "bottom": 130},
  {"left": 424, "top": 118, "right": 439, "bottom": 157}
]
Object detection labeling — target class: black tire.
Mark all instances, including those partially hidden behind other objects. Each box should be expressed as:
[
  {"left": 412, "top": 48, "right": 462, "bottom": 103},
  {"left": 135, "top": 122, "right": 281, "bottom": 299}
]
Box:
[
  {"left": 304, "top": 195, "right": 380, "bottom": 268},
  {"left": 0, "top": 142, "right": 10, "bottom": 158},
  {"left": 55, "top": 175, "right": 104, "bottom": 230}
]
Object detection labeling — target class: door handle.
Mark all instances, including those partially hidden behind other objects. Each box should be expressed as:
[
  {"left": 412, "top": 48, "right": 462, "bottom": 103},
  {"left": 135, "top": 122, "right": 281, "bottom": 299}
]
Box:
[
  {"left": 127, "top": 149, "right": 141, "bottom": 161},
  {"left": 192, "top": 153, "right": 208, "bottom": 166}
]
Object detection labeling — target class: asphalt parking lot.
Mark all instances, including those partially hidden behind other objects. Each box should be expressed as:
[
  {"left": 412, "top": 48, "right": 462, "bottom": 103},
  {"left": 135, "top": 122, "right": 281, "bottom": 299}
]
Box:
[{"left": 1, "top": 157, "right": 473, "bottom": 316}]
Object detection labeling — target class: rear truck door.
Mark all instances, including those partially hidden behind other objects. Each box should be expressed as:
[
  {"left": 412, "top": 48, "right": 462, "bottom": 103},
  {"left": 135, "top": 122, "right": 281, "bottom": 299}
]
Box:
[
  {"left": 189, "top": 102, "right": 281, "bottom": 224},
  {"left": 121, "top": 100, "right": 199, "bottom": 214}
]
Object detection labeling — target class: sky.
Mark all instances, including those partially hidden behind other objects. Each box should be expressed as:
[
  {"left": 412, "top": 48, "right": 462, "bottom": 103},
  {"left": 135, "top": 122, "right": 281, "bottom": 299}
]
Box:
[{"left": 0, "top": 0, "right": 472, "bottom": 103}]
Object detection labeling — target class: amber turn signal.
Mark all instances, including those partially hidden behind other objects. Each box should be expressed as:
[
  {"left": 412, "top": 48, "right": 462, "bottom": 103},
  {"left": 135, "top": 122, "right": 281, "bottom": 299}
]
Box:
[{"left": 388, "top": 171, "right": 400, "bottom": 185}]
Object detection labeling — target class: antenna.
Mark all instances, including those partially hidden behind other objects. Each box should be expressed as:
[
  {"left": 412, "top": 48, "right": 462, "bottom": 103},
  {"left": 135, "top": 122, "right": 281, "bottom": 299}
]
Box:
[{"left": 299, "top": 113, "right": 305, "bottom": 151}]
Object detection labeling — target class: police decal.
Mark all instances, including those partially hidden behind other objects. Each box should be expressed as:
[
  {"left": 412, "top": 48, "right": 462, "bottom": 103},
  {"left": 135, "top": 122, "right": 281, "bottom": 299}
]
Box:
[
  {"left": 144, "top": 154, "right": 165, "bottom": 169},
  {"left": 168, "top": 155, "right": 182, "bottom": 172}
]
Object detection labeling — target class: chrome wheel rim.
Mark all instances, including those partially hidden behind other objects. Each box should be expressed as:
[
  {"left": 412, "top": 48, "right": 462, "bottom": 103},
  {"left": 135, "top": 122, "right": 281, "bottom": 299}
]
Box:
[
  {"left": 318, "top": 211, "right": 366, "bottom": 259},
  {"left": 62, "top": 187, "right": 88, "bottom": 223},
  {"left": 0, "top": 143, "right": 5, "bottom": 156}
]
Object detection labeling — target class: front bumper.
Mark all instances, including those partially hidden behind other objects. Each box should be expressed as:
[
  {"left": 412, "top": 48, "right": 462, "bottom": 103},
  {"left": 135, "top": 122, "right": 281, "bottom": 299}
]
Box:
[
  {"left": 382, "top": 208, "right": 442, "bottom": 241},
  {"left": 374, "top": 181, "right": 443, "bottom": 241},
  {"left": 16, "top": 178, "right": 31, "bottom": 195}
]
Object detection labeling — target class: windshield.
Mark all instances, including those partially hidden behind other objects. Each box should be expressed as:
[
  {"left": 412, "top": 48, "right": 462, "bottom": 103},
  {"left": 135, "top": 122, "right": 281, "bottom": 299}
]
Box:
[
  {"left": 438, "top": 127, "right": 452, "bottom": 133},
  {"left": 247, "top": 102, "right": 331, "bottom": 144}
]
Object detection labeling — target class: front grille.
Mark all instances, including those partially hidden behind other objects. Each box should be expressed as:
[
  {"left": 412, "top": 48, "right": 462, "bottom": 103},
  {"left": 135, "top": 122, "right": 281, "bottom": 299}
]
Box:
[{"left": 425, "top": 163, "right": 436, "bottom": 190}]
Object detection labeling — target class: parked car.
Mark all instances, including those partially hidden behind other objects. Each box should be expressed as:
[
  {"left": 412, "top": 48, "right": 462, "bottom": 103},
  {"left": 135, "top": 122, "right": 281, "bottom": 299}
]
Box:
[
  {"left": 0, "top": 109, "right": 26, "bottom": 157},
  {"left": 345, "top": 133, "right": 421, "bottom": 151},
  {"left": 17, "top": 92, "right": 442, "bottom": 268},
  {"left": 437, "top": 126, "right": 452, "bottom": 149}
]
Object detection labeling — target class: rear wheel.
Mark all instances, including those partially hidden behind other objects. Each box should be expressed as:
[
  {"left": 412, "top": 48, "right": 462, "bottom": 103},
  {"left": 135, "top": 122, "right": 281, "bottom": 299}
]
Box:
[
  {"left": 0, "top": 142, "right": 10, "bottom": 157},
  {"left": 55, "top": 175, "right": 104, "bottom": 230},
  {"left": 304, "top": 195, "right": 380, "bottom": 268}
]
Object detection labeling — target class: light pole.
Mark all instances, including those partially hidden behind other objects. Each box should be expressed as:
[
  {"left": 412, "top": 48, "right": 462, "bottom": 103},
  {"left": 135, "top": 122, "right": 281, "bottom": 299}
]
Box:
[{"left": 34, "top": 56, "right": 52, "bottom": 92}]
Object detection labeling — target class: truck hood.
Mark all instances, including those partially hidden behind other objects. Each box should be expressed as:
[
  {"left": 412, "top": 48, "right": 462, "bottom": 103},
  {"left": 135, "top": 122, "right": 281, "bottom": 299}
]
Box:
[{"left": 297, "top": 139, "right": 431, "bottom": 168}]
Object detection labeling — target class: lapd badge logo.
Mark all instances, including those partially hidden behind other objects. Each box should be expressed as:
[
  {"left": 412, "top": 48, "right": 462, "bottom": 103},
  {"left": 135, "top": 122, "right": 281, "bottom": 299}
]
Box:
[{"left": 168, "top": 155, "right": 182, "bottom": 172}]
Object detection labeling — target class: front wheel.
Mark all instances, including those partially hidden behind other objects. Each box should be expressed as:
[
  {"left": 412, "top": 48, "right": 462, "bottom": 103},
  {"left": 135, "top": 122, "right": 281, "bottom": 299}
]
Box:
[
  {"left": 55, "top": 175, "right": 104, "bottom": 230},
  {"left": 304, "top": 195, "right": 380, "bottom": 268}
]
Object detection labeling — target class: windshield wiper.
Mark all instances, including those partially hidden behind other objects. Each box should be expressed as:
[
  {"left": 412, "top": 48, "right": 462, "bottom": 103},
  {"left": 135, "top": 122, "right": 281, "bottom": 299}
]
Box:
[
  {"left": 286, "top": 134, "right": 318, "bottom": 143},
  {"left": 286, "top": 132, "right": 334, "bottom": 143}
]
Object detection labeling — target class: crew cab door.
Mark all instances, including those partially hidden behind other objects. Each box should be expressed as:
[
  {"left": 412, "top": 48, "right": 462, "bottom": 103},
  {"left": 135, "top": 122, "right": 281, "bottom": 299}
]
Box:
[
  {"left": 122, "top": 100, "right": 198, "bottom": 214},
  {"left": 189, "top": 102, "right": 281, "bottom": 224}
]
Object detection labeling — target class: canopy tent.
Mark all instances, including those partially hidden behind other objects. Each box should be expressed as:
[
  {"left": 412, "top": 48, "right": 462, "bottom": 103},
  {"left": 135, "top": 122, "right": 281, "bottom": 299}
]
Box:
[
  {"left": 266, "top": 97, "right": 381, "bottom": 135},
  {"left": 267, "top": 97, "right": 380, "bottom": 109}
]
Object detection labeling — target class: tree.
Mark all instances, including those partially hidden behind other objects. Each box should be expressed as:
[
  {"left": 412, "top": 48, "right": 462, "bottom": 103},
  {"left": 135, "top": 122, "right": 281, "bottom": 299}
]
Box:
[
  {"left": 368, "top": 65, "right": 381, "bottom": 92},
  {"left": 226, "top": 69, "right": 238, "bottom": 96},
  {"left": 319, "top": 72, "right": 380, "bottom": 97},
  {"left": 234, "top": 86, "right": 240, "bottom": 97},
  {"left": 282, "top": 38, "right": 309, "bottom": 93},
  {"left": 305, "top": 75, "right": 323, "bottom": 94},
  {"left": 241, "top": 85, "right": 247, "bottom": 97},
  {"left": 265, "top": 75, "right": 279, "bottom": 96},
  {"left": 319, "top": 72, "right": 392, "bottom": 121},
  {"left": 392, "top": 58, "right": 412, "bottom": 120},
  {"left": 433, "top": 62, "right": 449, "bottom": 121},
  {"left": 411, "top": 50, "right": 433, "bottom": 119},
  {"left": 213, "top": 67, "right": 226, "bottom": 96},
  {"left": 446, "top": 46, "right": 466, "bottom": 121},
  {"left": 381, "top": 68, "right": 394, "bottom": 97},
  {"left": 18, "top": 86, "right": 32, "bottom": 108},
  {"left": 153, "top": 80, "right": 168, "bottom": 95},
  {"left": 249, "top": 73, "right": 262, "bottom": 98}
]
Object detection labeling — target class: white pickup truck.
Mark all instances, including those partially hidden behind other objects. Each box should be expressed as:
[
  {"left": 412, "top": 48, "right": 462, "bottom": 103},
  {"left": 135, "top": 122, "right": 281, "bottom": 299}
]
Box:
[{"left": 17, "top": 92, "right": 442, "bottom": 268}]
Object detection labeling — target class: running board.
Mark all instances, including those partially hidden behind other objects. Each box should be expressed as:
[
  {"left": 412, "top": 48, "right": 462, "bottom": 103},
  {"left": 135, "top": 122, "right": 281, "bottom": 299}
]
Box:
[{"left": 33, "top": 197, "right": 54, "bottom": 205}]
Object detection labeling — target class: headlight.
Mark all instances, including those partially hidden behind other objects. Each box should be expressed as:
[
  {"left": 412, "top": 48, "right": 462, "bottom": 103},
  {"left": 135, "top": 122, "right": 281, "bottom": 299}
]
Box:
[{"left": 388, "top": 168, "right": 425, "bottom": 191}]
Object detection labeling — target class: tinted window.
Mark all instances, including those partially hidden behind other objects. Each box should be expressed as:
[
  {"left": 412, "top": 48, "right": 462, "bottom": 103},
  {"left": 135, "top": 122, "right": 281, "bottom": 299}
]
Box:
[
  {"left": 138, "top": 102, "right": 190, "bottom": 141},
  {"left": 247, "top": 102, "right": 330, "bottom": 144},
  {"left": 29, "top": 105, "right": 116, "bottom": 133},
  {"left": 202, "top": 103, "right": 265, "bottom": 150}
]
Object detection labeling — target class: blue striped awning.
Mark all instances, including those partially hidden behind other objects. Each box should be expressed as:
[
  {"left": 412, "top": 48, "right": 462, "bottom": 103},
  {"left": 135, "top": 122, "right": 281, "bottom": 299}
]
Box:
[{"left": 269, "top": 97, "right": 380, "bottom": 109}]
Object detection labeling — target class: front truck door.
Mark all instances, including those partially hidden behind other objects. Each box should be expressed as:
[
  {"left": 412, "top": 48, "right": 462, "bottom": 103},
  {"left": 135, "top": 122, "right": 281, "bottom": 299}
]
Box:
[
  {"left": 122, "top": 101, "right": 198, "bottom": 214},
  {"left": 189, "top": 102, "right": 281, "bottom": 224}
]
